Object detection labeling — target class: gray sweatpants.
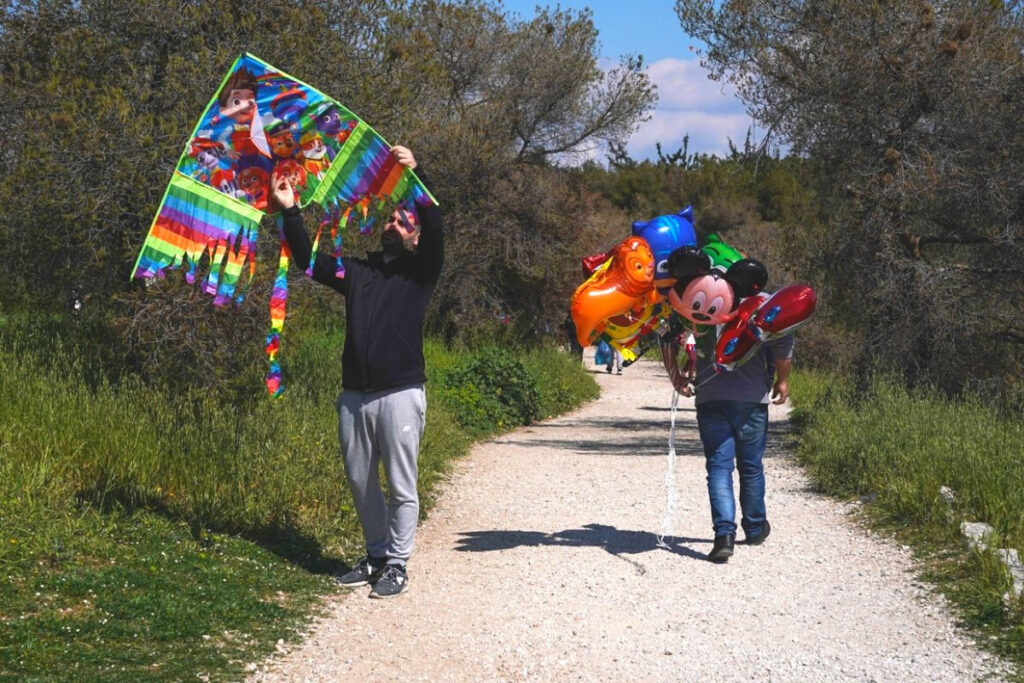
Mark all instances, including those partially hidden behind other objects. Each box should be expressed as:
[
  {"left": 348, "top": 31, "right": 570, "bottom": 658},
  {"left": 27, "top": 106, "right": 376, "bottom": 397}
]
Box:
[{"left": 337, "top": 384, "right": 426, "bottom": 564}]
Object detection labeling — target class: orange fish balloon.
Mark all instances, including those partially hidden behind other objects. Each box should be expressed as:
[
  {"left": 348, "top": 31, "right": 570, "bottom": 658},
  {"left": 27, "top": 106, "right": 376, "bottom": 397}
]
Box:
[{"left": 570, "top": 236, "right": 656, "bottom": 348}]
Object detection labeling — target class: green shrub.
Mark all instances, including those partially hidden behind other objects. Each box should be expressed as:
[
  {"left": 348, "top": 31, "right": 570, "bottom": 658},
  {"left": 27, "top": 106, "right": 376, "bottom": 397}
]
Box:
[
  {"left": 520, "top": 345, "right": 600, "bottom": 419},
  {"left": 440, "top": 346, "right": 542, "bottom": 436}
]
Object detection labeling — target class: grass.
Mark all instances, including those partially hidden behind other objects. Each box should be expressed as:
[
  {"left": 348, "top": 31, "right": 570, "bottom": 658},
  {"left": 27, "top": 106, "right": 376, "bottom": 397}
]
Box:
[
  {"left": 1, "top": 509, "right": 329, "bottom": 681},
  {"left": 789, "top": 370, "right": 1024, "bottom": 671},
  {"left": 0, "top": 323, "right": 598, "bottom": 680}
]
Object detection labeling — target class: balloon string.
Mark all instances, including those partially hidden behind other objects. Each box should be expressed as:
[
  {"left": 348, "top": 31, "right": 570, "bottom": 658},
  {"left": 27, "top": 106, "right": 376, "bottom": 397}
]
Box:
[
  {"left": 693, "top": 365, "right": 720, "bottom": 390},
  {"left": 655, "top": 389, "right": 681, "bottom": 549}
]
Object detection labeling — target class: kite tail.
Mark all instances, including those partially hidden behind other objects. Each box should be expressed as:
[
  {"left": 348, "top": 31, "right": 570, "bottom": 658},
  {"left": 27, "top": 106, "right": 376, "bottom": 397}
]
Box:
[
  {"left": 333, "top": 205, "right": 349, "bottom": 278},
  {"left": 265, "top": 216, "right": 290, "bottom": 398},
  {"left": 307, "top": 205, "right": 334, "bottom": 278},
  {"left": 357, "top": 196, "right": 374, "bottom": 235},
  {"left": 233, "top": 225, "right": 259, "bottom": 305},
  {"left": 132, "top": 172, "right": 262, "bottom": 304}
]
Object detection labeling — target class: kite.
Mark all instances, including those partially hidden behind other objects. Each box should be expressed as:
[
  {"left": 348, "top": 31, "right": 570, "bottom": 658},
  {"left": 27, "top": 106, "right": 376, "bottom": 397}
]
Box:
[{"left": 131, "top": 53, "right": 438, "bottom": 396}]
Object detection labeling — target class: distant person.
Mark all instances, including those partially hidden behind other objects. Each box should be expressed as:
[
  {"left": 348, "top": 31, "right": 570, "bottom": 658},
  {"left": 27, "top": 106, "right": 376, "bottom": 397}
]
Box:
[
  {"left": 594, "top": 339, "right": 612, "bottom": 369},
  {"left": 271, "top": 145, "right": 443, "bottom": 598},
  {"left": 563, "top": 314, "right": 584, "bottom": 363},
  {"left": 661, "top": 329, "right": 793, "bottom": 563},
  {"left": 607, "top": 347, "right": 623, "bottom": 375}
]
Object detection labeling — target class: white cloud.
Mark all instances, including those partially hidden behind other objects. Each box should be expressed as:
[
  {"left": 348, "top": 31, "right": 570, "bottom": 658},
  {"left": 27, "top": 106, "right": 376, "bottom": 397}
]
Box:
[
  {"left": 630, "top": 110, "right": 755, "bottom": 159},
  {"left": 646, "top": 58, "right": 741, "bottom": 113},
  {"left": 626, "top": 57, "right": 760, "bottom": 159}
]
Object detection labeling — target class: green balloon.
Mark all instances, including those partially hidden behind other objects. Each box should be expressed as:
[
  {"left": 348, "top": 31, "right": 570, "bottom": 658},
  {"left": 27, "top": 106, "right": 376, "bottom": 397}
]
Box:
[{"left": 702, "top": 233, "right": 746, "bottom": 271}]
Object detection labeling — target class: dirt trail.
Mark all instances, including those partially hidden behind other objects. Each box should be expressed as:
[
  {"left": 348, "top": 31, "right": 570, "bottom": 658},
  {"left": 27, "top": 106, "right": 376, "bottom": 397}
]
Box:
[{"left": 252, "top": 353, "right": 1011, "bottom": 682}]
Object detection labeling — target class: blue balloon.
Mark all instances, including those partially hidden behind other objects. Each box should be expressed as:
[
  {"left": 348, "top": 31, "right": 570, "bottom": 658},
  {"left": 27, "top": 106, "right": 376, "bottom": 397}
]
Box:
[{"left": 631, "top": 207, "right": 697, "bottom": 293}]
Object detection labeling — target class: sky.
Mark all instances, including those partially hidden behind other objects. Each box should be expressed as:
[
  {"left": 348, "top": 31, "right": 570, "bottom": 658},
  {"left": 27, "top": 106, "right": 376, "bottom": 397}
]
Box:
[{"left": 498, "top": 0, "right": 757, "bottom": 162}]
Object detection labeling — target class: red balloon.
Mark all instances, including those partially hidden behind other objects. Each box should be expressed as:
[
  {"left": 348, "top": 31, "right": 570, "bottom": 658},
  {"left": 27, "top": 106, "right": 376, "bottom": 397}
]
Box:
[
  {"left": 580, "top": 251, "right": 612, "bottom": 276},
  {"left": 714, "top": 293, "right": 767, "bottom": 372},
  {"left": 751, "top": 284, "right": 817, "bottom": 341}
]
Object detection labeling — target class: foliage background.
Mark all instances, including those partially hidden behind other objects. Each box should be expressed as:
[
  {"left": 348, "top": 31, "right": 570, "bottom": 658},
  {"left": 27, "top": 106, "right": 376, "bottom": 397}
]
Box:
[
  {"left": 676, "top": 0, "right": 1024, "bottom": 405},
  {"left": 0, "top": 0, "right": 654, "bottom": 395}
]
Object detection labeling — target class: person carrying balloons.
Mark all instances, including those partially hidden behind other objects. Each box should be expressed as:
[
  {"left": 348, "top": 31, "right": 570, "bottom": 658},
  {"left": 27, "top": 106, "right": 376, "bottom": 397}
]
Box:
[
  {"left": 660, "top": 237, "right": 813, "bottom": 564},
  {"left": 663, "top": 330, "right": 792, "bottom": 562}
]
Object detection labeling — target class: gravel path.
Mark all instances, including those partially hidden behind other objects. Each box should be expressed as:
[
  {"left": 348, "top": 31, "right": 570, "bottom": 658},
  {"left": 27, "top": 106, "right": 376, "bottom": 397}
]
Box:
[{"left": 252, "top": 354, "right": 1012, "bottom": 682}]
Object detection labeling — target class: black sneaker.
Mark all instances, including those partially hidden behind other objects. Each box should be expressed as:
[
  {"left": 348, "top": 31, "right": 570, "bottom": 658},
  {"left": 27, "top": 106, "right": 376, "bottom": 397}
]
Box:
[
  {"left": 336, "top": 556, "right": 384, "bottom": 587},
  {"left": 746, "top": 520, "right": 771, "bottom": 546},
  {"left": 708, "top": 534, "right": 735, "bottom": 562},
  {"left": 369, "top": 564, "right": 408, "bottom": 599}
]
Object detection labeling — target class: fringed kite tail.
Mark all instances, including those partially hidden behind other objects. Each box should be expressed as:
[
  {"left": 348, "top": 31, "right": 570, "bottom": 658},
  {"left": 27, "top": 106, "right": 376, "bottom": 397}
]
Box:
[
  {"left": 265, "top": 215, "right": 290, "bottom": 398},
  {"left": 334, "top": 206, "right": 350, "bottom": 278},
  {"left": 133, "top": 172, "right": 261, "bottom": 307}
]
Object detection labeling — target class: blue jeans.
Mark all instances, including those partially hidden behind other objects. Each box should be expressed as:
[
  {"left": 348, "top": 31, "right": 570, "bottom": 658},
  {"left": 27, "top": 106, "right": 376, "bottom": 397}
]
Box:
[{"left": 696, "top": 401, "right": 769, "bottom": 537}]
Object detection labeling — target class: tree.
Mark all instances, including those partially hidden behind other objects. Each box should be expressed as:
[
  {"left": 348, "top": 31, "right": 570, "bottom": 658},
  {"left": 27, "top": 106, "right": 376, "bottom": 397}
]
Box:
[
  {"left": 678, "top": 0, "right": 1024, "bottom": 400},
  {"left": 356, "top": 1, "right": 656, "bottom": 342}
]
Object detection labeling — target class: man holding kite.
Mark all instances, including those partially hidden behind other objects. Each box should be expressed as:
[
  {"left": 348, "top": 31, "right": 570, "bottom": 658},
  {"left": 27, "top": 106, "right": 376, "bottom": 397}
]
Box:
[{"left": 271, "top": 145, "right": 443, "bottom": 599}]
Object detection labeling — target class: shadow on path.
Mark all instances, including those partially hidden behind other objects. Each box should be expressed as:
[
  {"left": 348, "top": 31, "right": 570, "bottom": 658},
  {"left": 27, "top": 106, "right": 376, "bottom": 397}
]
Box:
[
  {"left": 453, "top": 523, "right": 711, "bottom": 572},
  {"left": 493, "top": 415, "right": 705, "bottom": 457},
  {"left": 637, "top": 405, "right": 696, "bottom": 414},
  {"left": 536, "top": 416, "right": 691, "bottom": 431},
  {"left": 487, "top": 435, "right": 705, "bottom": 456}
]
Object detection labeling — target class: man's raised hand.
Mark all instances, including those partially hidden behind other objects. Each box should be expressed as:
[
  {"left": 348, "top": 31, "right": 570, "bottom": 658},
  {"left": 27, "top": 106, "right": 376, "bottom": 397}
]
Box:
[
  {"left": 391, "top": 145, "right": 417, "bottom": 170},
  {"left": 270, "top": 172, "right": 296, "bottom": 211}
]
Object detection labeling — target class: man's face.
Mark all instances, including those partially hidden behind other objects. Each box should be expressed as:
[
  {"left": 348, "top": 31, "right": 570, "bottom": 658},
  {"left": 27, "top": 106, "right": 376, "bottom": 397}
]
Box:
[{"left": 381, "top": 208, "right": 420, "bottom": 253}]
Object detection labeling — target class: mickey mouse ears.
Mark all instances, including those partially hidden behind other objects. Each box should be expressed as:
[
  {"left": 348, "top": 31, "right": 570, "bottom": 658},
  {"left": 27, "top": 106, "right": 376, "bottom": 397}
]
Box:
[
  {"left": 728, "top": 259, "right": 769, "bottom": 298},
  {"left": 667, "top": 245, "right": 711, "bottom": 280},
  {"left": 666, "top": 245, "right": 768, "bottom": 298}
]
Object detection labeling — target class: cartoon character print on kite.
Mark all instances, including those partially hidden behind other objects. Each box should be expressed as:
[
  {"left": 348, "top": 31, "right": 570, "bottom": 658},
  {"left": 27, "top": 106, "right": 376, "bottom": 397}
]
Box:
[
  {"left": 300, "top": 131, "right": 333, "bottom": 180},
  {"left": 236, "top": 155, "right": 274, "bottom": 210},
  {"left": 570, "top": 236, "right": 657, "bottom": 348},
  {"left": 666, "top": 244, "right": 768, "bottom": 327},
  {"left": 631, "top": 207, "right": 698, "bottom": 294},
  {"left": 213, "top": 66, "right": 267, "bottom": 159},
  {"left": 215, "top": 67, "right": 259, "bottom": 125},
  {"left": 211, "top": 168, "right": 247, "bottom": 201},
  {"left": 188, "top": 139, "right": 232, "bottom": 184},
  {"left": 267, "top": 120, "right": 300, "bottom": 160},
  {"left": 274, "top": 158, "right": 308, "bottom": 203},
  {"left": 311, "top": 102, "right": 358, "bottom": 149}
]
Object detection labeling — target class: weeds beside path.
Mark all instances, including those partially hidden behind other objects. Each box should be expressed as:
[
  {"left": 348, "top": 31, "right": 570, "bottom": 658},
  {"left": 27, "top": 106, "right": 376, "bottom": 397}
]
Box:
[{"left": 253, "top": 354, "right": 1012, "bottom": 682}]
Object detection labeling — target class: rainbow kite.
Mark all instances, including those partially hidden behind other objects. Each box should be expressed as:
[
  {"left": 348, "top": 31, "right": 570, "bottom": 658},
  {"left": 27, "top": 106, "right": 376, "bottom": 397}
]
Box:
[{"left": 132, "top": 53, "right": 437, "bottom": 396}]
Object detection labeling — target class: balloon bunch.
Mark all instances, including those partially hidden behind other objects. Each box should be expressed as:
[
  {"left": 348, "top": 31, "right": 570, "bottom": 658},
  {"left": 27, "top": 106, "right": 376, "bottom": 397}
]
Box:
[
  {"left": 569, "top": 208, "right": 816, "bottom": 375},
  {"left": 569, "top": 208, "right": 697, "bottom": 365}
]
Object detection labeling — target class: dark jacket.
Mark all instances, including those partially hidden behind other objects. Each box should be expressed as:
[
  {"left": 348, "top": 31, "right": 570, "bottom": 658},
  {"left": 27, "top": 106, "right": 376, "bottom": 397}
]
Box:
[{"left": 281, "top": 169, "right": 443, "bottom": 392}]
